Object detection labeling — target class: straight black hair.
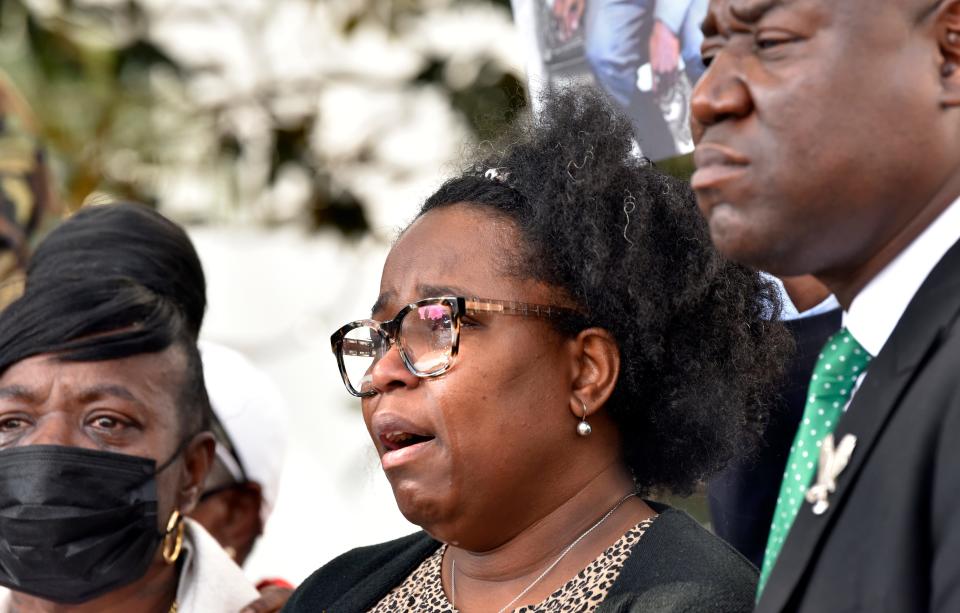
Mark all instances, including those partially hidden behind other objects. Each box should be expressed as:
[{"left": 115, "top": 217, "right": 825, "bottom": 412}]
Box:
[
  {"left": 0, "top": 275, "right": 211, "bottom": 436},
  {"left": 26, "top": 203, "right": 207, "bottom": 338}
]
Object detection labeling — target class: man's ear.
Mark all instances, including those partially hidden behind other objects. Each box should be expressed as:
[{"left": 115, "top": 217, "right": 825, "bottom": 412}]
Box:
[
  {"left": 937, "top": 0, "right": 960, "bottom": 106},
  {"left": 567, "top": 327, "right": 620, "bottom": 419},
  {"left": 178, "top": 432, "right": 215, "bottom": 514}
]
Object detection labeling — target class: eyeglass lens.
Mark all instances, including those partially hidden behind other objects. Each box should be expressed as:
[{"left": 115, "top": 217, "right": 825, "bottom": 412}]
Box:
[{"left": 341, "top": 303, "right": 456, "bottom": 394}]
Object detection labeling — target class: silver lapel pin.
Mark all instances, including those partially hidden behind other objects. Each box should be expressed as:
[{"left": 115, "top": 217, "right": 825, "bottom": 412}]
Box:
[{"left": 805, "top": 433, "right": 857, "bottom": 515}]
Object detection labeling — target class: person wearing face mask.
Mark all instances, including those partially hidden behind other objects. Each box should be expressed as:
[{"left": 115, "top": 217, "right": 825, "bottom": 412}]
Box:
[
  {"left": 22, "top": 201, "right": 293, "bottom": 613},
  {"left": 285, "top": 88, "right": 793, "bottom": 613},
  {"left": 0, "top": 271, "right": 260, "bottom": 611}
]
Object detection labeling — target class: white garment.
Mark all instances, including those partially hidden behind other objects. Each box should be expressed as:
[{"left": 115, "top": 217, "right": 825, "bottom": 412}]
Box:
[
  {"left": 0, "top": 518, "right": 259, "bottom": 612},
  {"left": 762, "top": 272, "right": 840, "bottom": 321},
  {"left": 176, "top": 518, "right": 261, "bottom": 612},
  {"left": 845, "top": 195, "right": 960, "bottom": 357},
  {"left": 842, "top": 195, "right": 960, "bottom": 406}
]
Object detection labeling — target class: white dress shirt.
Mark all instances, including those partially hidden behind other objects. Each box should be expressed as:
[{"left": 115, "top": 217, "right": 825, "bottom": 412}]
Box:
[
  {"left": 841, "top": 195, "right": 960, "bottom": 406},
  {"left": 763, "top": 271, "right": 840, "bottom": 321},
  {"left": 845, "top": 196, "right": 960, "bottom": 356}
]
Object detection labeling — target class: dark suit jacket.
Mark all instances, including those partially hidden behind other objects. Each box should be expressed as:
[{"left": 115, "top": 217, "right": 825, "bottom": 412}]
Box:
[
  {"left": 283, "top": 503, "right": 758, "bottom": 613},
  {"left": 757, "top": 238, "right": 960, "bottom": 613},
  {"left": 708, "top": 308, "right": 842, "bottom": 568}
]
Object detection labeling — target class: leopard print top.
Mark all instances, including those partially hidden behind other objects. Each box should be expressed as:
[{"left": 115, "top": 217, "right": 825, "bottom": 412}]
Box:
[{"left": 369, "top": 516, "right": 658, "bottom": 612}]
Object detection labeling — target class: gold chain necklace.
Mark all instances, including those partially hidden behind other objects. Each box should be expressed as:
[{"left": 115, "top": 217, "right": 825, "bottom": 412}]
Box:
[
  {"left": 450, "top": 491, "right": 636, "bottom": 613},
  {"left": 168, "top": 600, "right": 178, "bottom": 613}
]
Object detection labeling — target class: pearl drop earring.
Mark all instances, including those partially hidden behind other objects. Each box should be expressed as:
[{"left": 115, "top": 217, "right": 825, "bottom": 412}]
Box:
[{"left": 577, "top": 398, "right": 592, "bottom": 437}]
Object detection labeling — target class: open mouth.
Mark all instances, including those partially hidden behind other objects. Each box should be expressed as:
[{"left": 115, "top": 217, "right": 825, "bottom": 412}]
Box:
[{"left": 380, "top": 431, "right": 435, "bottom": 452}]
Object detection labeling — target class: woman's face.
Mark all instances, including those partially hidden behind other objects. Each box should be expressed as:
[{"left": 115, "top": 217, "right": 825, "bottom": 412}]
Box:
[
  {"left": 365, "top": 205, "right": 587, "bottom": 550},
  {"left": 0, "top": 345, "right": 211, "bottom": 544}
]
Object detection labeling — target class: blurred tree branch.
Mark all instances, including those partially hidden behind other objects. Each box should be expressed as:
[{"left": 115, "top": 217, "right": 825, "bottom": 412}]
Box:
[{"left": 0, "top": 0, "right": 526, "bottom": 235}]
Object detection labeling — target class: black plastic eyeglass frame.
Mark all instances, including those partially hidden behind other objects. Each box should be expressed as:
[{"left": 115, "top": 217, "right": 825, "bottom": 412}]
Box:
[{"left": 330, "top": 296, "right": 586, "bottom": 397}]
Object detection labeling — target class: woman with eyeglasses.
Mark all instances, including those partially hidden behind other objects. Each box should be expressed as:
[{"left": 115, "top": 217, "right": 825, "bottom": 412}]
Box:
[{"left": 285, "top": 88, "right": 792, "bottom": 613}]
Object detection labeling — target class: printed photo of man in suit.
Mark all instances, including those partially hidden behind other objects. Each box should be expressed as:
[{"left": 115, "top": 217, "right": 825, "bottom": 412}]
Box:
[
  {"left": 580, "top": 0, "right": 707, "bottom": 158},
  {"left": 527, "top": 0, "right": 707, "bottom": 160},
  {"left": 691, "top": 0, "right": 960, "bottom": 611}
]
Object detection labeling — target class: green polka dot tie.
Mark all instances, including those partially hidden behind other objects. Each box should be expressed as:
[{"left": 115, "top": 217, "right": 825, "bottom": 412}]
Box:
[{"left": 757, "top": 327, "right": 872, "bottom": 598}]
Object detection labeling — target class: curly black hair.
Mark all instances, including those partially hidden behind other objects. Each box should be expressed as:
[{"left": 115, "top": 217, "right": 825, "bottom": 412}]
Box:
[{"left": 418, "top": 88, "right": 793, "bottom": 495}]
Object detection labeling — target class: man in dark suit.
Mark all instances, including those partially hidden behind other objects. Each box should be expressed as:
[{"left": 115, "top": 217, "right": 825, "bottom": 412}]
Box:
[
  {"left": 708, "top": 305, "right": 840, "bottom": 568},
  {"left": 690, "top": 0, "right": 960, "bottom": 611}
]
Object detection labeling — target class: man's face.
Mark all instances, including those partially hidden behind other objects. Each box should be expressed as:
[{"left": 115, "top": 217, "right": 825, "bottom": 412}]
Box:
[{"left": 690, "top": 0, "right": 957, "bottom": 279}]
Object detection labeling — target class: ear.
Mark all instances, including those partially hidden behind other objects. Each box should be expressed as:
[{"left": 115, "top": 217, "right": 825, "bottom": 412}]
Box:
[
  {"left": 567, "top": 327, "right": 620, "bottom": 419},
  {"left": 190, "top": 482, "right": 264, "bottom": 564},
  {"left": 220, "top": 483, "right": 264, "bottom": 562},
  {"left": 937, "top": 0, "right": 960, "bottom": 106},
  {"left": 177, "top": 432, "right": 216, "bottom": 514}
]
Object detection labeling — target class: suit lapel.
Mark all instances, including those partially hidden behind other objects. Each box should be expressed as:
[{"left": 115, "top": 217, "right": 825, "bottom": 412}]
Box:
[{"left": 757, "top": 238, "right": 960, "bottom": 613}]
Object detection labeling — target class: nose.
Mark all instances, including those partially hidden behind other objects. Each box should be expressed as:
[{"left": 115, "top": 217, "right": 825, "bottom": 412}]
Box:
[
  {"left": 23, "top": 413, "right": 82, "bottom": 448},
  {"left": 690, "top": 54, "right": 754, "bottom": 142},
  {"left": 367, "top": 343, "right": 421, "bottom": 395}
]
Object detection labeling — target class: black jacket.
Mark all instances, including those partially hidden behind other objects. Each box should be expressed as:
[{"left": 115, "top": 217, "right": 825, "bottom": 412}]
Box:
[
  {"left": 757, "top": 238, "right": 960, "bottom": 612},
  {"left": 708, "top": 308, "right": 842, "bottom": 568},
  {"left": 283, "top": 502, "right": 758, "bottom": 612}
]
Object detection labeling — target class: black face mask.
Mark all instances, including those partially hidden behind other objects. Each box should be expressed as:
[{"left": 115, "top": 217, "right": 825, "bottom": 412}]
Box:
[{"left": 0, "top": 444, "right": 178, "bottom": 604}]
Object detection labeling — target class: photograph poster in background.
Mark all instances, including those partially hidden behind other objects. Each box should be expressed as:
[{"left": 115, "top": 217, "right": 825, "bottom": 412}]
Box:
[{"left": 512, "top": 0, "right": 707, "bottom": 162}]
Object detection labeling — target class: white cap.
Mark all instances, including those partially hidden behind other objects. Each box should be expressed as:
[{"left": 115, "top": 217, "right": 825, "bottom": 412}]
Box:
[{"left": 199, "top": 341, "right": 289, "bottom": 523}]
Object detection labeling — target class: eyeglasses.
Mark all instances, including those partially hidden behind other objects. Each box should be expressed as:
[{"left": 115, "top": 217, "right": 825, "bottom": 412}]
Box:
[{"left": 330, "top": 296, "right": 586, "bottom": 397}]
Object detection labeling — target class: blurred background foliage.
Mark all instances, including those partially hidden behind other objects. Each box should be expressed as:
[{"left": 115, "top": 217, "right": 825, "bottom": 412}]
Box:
[{"left": 0, "top": 0, "right": 526, "bottom": 235}]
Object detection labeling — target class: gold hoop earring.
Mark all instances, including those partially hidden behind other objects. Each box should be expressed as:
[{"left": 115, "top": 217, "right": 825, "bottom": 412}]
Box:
[
  {"left": 577, "top": 398, "right": 592, "bottom": 437},
  {"left": 162, "top": 510, "right": 185, "bottom": 565}
]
